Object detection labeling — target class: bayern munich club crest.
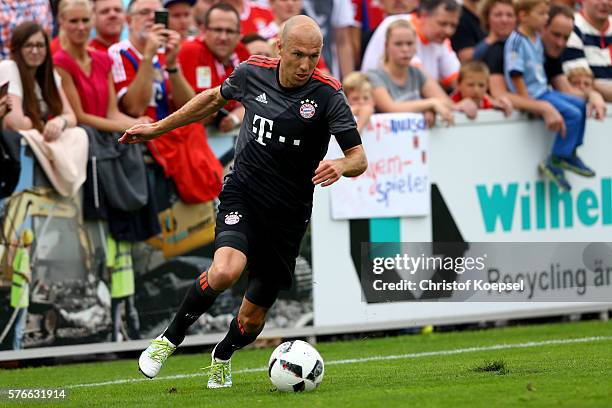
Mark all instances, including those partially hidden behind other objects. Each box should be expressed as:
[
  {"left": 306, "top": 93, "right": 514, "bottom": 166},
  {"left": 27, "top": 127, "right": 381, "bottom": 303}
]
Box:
[
  {"left": 224, "top": 211, "right": 242, "bottom": 225},
  {"left": 299, "top": 99, "right": 318, "bottom": 119}
]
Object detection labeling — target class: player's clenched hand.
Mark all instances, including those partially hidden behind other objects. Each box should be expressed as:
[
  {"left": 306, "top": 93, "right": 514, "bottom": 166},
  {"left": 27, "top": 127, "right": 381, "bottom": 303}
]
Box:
[
  {"left": 313, "top": 159, "right": 344, "bottom": 187},
  {"left": 118, "top": 122, "right": 162, "bottom": 144}
]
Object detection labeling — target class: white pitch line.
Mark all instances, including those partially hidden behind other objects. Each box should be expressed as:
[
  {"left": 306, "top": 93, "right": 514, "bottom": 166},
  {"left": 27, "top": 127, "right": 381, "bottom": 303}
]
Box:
[{"left": 66, "top": 335, "right": 612, "bottom": 389}]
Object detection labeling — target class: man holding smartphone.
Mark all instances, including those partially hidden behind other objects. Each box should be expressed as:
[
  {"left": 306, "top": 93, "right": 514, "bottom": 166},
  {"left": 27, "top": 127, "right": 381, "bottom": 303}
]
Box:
[
  {"left": 109, "top": 0, "right": 194, "bottom": 118},
  {"left": 109, "top": 0, "right": 224, "bottom": 204}
]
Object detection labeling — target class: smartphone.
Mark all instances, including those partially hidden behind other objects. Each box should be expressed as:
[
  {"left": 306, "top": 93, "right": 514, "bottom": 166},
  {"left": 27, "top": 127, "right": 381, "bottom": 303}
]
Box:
[
  {"left": 0, "top": 82, "right": 8, "bottom": 98},
  {"left": 154, "top": 10, "right": 169, "bottom": 52},
  {"left": 154, "top": 9, "right": 169, "bottom": 28}
]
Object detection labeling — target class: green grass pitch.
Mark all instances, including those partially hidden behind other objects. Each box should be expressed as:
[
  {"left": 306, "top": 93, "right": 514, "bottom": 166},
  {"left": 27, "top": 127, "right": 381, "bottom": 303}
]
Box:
[{"left": 2, "top": 320, "right": 611, "bottom": 407}]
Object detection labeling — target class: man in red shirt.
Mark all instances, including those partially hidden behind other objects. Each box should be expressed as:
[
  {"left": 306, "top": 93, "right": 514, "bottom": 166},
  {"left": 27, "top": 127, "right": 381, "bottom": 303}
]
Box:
[
  {"left": 110, "top": 0, "right": 223, "bottom": 203},
  {"left": 109, "top": 0, "right": 193, "bottom": 119},
  {"left": 90, "top": 0, "right": 127, "bottom": 51},
  {"left": 181, "top": 3, "right": 250, "bottom": 131}
]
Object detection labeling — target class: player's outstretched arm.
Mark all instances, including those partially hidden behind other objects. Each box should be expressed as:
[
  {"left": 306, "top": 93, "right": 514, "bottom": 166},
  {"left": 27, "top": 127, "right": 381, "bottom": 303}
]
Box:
[
  {"left": 312, "top": 145, "right": 367, "bottom": 187},
  {"left": 118, "top": 86, "right": 227, "bottom": 144}
]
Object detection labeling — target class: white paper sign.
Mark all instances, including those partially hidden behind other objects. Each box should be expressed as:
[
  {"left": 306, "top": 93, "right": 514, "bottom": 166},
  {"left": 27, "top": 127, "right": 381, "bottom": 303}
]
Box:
[{"left": 328, "top": 113, "right": 430, "bottom": 219}]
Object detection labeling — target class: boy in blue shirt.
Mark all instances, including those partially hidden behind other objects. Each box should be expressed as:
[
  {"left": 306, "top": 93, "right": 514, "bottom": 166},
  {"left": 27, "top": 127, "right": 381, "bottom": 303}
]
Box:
[{"left": 504, "top": 0, "right": 595, "bottom": 191}]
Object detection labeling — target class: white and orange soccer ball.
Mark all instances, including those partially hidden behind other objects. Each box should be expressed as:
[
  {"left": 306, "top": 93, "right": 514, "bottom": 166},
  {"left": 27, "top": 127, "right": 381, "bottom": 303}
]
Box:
[{"left": 268, "top": 340, "right": 324, "bottom": 392}]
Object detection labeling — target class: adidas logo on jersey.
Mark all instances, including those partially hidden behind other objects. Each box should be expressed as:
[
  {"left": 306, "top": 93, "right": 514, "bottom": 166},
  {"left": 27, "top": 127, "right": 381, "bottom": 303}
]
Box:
[{"left": 256, "top": 93, "right": 268, "bottom": 104}]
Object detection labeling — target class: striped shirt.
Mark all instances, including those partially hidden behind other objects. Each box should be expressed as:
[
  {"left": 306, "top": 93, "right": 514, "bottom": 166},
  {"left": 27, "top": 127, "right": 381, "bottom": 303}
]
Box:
[
  {"left": 561, "top": 11, "right": 612, "bottom": 83},
  {"left": 108, "top": 40, "right": 168, "bottom": 120}
]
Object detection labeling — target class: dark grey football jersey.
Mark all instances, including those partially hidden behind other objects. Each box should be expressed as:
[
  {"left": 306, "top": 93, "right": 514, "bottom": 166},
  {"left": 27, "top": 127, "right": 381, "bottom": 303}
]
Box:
[{"left": 220, "top": 56, "right": 359, "bottom": 218}]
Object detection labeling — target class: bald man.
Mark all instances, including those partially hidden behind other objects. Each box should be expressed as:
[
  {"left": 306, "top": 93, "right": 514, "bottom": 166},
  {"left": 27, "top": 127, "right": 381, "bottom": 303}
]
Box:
[{"left": 129, "top": 15, "right": 367, "bottom": 389}]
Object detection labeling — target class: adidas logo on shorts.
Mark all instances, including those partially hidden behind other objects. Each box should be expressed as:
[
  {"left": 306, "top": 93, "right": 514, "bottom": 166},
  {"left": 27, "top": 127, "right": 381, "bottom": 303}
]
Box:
[{"left": 255, "top": 93, "right": 268, "bottom": 104}]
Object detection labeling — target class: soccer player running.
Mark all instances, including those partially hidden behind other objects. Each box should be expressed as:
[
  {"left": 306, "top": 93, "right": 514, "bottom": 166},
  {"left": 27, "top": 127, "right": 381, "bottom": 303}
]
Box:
[{"left": 120, "top": 15, "right": 368, "bottom": 388}]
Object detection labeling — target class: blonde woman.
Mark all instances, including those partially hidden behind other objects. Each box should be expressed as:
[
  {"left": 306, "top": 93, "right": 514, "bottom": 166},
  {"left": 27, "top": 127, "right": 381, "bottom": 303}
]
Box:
[
  {"left": 367, "top": 19, "right": 477, "bottom": 126},
  {"left": 53, "top": 0, "right": 149, "bottom": 132}
]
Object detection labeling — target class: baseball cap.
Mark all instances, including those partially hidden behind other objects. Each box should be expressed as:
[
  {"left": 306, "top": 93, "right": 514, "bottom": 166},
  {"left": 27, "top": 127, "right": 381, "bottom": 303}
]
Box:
[{"left": 163, "top": 0, "right": 195, "bottom": 7}]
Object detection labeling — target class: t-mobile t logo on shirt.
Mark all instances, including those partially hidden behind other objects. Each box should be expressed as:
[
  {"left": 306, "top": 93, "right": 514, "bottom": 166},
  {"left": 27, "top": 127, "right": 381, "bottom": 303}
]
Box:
[
  {"left": 252, "top": 114, "right": 301, "bottom": 147},
  {"left": 252, "top": 114, "right": 274, "bottom": 146}
]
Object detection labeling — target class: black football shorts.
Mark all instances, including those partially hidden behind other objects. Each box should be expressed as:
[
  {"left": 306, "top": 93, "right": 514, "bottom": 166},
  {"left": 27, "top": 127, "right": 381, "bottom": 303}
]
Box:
[{"left": 214, "top": 177, "right": 308, "bottom": 308}]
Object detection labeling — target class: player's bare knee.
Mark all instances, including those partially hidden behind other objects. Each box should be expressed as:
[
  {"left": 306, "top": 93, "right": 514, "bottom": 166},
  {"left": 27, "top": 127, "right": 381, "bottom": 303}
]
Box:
[
  {"left": 208, "top": 248, "right": 246, "bottom": 289},
  {"left": 209, "top": 261, "right": 243, "bottom": 290}
]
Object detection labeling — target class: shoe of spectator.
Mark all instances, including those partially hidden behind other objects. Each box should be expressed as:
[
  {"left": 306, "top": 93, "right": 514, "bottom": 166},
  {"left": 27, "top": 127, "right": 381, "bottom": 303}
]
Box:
[
  {"left": 538, "top": 159, "right": 571, "bottom": 192},
  {"left": 559, "top": 155, "right": 596, "bottom": 178}
]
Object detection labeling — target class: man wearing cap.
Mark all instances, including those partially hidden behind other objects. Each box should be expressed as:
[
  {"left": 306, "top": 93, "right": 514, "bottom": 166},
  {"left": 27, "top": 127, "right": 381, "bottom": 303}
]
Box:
[
  {"left": 179, "top": 3, "right": 250, "bottom": 132},
  {"left": 165, "top": 0, "right": 198, "bottom": 41},
  {"left": 11, "top": 229, "right": 33, "bottom": 350}
]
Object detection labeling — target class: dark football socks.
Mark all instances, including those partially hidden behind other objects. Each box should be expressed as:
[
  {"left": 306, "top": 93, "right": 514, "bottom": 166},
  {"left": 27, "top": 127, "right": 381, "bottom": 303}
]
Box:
[
  {"left": 163, "top": 270, "right": 221, "bottom": 346},
  {"left": 213, "top": 317, "right": 263, "bottom": 361}
]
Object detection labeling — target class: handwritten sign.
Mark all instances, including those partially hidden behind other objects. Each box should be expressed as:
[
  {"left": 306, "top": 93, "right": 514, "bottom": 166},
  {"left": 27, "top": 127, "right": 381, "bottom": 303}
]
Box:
[{"left": 328, "top": 113, "right": 430, "bottom": 219}]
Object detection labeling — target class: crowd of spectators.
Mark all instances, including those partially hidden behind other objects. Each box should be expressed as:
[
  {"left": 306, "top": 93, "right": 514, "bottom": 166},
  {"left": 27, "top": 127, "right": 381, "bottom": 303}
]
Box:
[
  {"left": 1, "top": 0, "right": 611, "bottom": 226},
  {"left": 1, "top": 0, "right": 611, "bottom": 341}
]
